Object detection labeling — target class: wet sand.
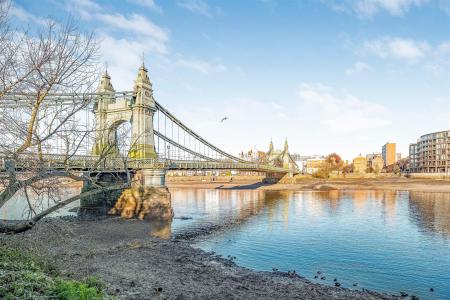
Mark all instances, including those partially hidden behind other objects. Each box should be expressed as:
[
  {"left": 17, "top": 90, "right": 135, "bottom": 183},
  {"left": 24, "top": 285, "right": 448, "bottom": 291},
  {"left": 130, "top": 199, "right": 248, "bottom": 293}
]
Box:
[
  {"left": 1, "top": 217, "right": 397, "bottom": 299},
  {"left": 168, "top": 177, "right": 450, "bottom": 193}
]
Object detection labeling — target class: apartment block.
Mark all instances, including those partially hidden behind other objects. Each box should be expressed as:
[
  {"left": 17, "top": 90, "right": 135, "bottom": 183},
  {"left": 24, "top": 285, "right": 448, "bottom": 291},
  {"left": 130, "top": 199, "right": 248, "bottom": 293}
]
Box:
[
  {"left": 409, "top": 130, "right": 450, "bottom": 173},
  {"left": 382, "top": 142, "right": 396, "bottom": 167}
]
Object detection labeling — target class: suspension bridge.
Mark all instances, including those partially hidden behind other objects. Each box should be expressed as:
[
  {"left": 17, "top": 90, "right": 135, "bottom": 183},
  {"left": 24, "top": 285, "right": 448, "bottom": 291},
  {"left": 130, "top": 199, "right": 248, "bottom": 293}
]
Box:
[{"left": 0, "top": 64, "right": 298, "bottom": 188}]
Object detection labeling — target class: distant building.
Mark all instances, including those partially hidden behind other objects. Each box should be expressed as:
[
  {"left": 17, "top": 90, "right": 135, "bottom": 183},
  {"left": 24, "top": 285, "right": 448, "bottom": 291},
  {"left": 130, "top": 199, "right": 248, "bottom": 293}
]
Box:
[
  {"left": 366, "top": 153, "right": 381, "bottom": 167},
  {"left": 409, "top": 130, "right": 450, "bottom": 173},
  {"left": 396, "top": 153, "right": 402, "bottom": 162},
  {"left": 305, "top": 158, "right": 325, "bottom": 174},
  {"left": 353, "top": 155, "right": 367, "bottom": 174},
  {"left": 371, "top": 156, "right": 384, "bottom": 173},
  {"left": 239, "top": 148, "right": 267, "bottom": 163},
  {"left": 291, "top": 154, "right": 326, "bottom": 173},
  {"left": 382, "top": 142, "right": 397, "bottom": 166}
]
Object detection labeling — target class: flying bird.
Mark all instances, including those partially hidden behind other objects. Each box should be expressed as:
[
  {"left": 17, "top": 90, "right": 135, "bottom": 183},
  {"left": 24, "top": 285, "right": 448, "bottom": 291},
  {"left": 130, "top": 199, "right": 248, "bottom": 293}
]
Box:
[{"left": 220, "top": 117, "right": 228, "bottom": 123}]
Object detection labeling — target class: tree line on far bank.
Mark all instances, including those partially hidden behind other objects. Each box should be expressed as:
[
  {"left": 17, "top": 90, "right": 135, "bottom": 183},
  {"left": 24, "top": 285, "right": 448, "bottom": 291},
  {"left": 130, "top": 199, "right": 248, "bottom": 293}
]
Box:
[{"left": 311, "top": 153, "right": 409, "bottom": 179}]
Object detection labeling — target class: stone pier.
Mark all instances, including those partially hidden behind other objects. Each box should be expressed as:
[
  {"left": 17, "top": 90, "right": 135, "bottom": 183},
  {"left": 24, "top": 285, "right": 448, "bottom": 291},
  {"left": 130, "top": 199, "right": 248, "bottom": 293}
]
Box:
[
  {"left": 79, "top": 168, "right": 173, "bottom": 221},
  {"left": 108, "top": 168, "right": 173, "bottom": 220}
]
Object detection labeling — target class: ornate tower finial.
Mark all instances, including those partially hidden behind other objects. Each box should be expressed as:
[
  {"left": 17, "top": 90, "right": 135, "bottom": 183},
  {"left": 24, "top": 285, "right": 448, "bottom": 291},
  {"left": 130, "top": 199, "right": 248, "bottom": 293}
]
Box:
[
  {"left": 141, "top": 52, "right": 146, "bottom": 69},
  {"left": 97, "top": 67, "right": 114, "bottom": 94},
  {"left": 134, "top": 62, "right": 152, "bottom": 93},
  {"left": 284, "top": 137, "right": 288, "bottom": 152},
  {"left": 268, "top": 139, "right": 274, "bottom": 153}
]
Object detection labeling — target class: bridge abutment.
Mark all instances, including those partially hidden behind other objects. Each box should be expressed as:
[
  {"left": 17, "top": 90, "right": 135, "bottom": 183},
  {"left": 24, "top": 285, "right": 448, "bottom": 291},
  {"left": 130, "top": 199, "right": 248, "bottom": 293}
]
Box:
[
  {"left": 134, "top": 169, "right": 166, "bottom": 188},
  {"left": 79, "top": 172, "right": 128, "bottom": 216},
  {"left": 108, "top": 168, "right": 173, "bottom": 220}
]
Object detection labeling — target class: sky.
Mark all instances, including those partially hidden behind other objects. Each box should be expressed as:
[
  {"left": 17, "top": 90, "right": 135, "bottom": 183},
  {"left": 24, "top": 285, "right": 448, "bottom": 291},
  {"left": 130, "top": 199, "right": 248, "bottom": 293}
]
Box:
[{"left": 10, "top": 0, "right": 450, "bottom": 160}]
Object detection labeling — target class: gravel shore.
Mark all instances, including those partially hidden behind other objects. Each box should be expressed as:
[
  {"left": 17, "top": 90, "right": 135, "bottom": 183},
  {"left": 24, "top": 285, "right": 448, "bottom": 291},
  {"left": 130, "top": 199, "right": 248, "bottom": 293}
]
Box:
[{"left": 1, "top": 216, "right": 398, "bottom": 299}]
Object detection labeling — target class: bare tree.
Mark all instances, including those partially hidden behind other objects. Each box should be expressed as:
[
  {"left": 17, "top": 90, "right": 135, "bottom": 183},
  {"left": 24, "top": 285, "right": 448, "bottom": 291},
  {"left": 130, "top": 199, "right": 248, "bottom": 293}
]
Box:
[{"left": 0, "top": 3, "right": 131, "bottom": 232}]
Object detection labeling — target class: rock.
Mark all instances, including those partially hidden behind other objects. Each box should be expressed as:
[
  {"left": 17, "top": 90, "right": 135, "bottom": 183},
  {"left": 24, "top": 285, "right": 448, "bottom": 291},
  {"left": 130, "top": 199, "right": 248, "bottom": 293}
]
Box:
[
  {"left": 430, "top": 288, "right": 434, "bottom": 292},
  {"left": 399, "top": 291, "right": 408, "bottom": 297},
  {"left": 333, "top": 278, "right": 337, "bottom": 282},
  {"left": 335, "top": 282, "right": 341, "bottom": 287},
  {"left": 320, "top": 276, "right": 326, "bottom": 280},
  {"left": 353, "top": 283, "right": 358, "bottom": 287},
  {"left": 410, "top": 296, "right": 419, "bottom": 300}
]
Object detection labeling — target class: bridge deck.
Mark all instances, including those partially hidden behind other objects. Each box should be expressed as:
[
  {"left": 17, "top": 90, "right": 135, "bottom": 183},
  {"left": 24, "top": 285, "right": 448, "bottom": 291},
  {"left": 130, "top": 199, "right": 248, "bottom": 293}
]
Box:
[{"left": 0, "top": 154, "right": 292, "bottom": 173}]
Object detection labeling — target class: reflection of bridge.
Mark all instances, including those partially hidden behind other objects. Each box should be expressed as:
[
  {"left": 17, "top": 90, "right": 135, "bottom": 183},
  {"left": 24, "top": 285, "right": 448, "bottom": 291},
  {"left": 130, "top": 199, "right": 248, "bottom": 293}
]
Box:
[{"left": 1, "top": 64, "right": 298, "bottom": 188}]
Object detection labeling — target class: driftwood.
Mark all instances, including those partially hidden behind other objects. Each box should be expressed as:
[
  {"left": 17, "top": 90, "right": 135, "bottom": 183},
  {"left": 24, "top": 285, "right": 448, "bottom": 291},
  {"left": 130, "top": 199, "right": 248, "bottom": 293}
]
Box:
[{"left": 0, "top": 184, "right": 128, "bottom": 234}]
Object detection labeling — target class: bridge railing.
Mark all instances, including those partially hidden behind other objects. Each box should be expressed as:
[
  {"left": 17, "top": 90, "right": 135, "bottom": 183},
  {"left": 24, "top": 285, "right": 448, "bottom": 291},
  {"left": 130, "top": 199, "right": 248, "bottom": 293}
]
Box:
[
  {"left": 0, "top": 153, "right": 169, "bottom": 171},
  {"left": 0, "top": 154, "right": 291, "bottom": 173}
]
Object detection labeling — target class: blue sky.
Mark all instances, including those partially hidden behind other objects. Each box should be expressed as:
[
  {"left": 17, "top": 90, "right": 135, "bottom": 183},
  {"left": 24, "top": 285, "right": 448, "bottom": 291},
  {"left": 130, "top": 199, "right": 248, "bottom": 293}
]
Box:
[{"left": 11, "top": 0, "right": 450, "bottom": 159}]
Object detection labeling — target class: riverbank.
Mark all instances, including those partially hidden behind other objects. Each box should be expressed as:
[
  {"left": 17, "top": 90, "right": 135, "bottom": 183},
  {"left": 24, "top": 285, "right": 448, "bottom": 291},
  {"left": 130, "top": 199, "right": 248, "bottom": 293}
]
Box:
[
  {"left": 168, "top": 177, "right": 450, "bottom": 193},
  {"left": 0, "top": 217, "right": 398, "bottom": 299},
  {"left": 0, "top": 244, "right": 107, "bottom": 298}
]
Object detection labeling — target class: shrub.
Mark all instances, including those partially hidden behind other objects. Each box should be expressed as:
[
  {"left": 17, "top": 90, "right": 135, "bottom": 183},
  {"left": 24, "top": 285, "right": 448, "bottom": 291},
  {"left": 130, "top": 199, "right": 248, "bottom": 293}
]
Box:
[{"left": 0, "top": 246, "right": 108, "bottom": 299}]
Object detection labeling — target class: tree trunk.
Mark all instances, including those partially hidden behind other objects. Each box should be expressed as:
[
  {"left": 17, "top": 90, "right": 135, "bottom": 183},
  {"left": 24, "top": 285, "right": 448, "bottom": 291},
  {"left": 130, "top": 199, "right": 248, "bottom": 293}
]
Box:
[{"left": 0, "top": 184, "right": 128, "bottom": 234}]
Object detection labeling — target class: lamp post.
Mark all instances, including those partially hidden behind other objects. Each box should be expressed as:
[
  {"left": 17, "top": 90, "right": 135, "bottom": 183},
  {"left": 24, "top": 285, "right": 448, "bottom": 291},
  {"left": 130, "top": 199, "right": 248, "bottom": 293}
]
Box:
[{"left": 167, "top": 145, "right": 171, "bottom": 161}]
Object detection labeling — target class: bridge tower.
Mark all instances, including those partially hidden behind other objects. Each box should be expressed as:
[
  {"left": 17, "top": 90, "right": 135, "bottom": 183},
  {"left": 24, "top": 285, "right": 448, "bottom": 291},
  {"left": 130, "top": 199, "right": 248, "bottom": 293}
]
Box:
[
  {"left": 130, "top": 63, "right": 157, "bottom": 159},
  {"left": 91, "top": 65, "right": 157, "bottom": 159}
]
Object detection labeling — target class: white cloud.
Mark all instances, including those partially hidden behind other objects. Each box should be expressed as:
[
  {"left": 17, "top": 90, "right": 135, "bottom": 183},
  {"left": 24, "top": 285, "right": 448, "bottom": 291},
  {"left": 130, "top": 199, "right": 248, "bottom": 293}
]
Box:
[
  {"left": 361, "top": 37, "right": 450, "bottom": 73},
  {"left": 128, "top": 0, "right": 163, "bottom": 14},
  {"left": 10, "top": 4, "right": 48, "bottom": 25},
  {"left": 323, "top": 0, "right": 428, "bottom": 18},
  {"left": 298, "top": 83, "right": 391, "bottom": 133},
  {"left": 440, "top": 0, "right": 450, "bottom": 16},
  {"left": 177, "top": 0, "right": 211, "bottom": 17},
  {"left": 96, "top": 13, "right": 168, "bottom": 43},
  {"left": 169, "top": 83, "right": 394, "bottom": 160},
  {"left": 98, "top": 33, "right": 168, "bottom": 90},
  {"left": 363, "top": 37, "right": 430, "bottom": 61},
  {"left": 346, "top": 61, "right": 371, "bottom": 75},
  {"left": 64, "top": 0, "right": 101, "bottom": 20},
  {"left": 176, "top": 58, "right": 227, "bottom": 74}
]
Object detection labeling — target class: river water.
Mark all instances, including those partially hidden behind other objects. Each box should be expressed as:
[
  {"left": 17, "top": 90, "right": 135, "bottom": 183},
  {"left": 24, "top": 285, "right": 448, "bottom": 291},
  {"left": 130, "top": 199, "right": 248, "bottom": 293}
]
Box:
[
  {"left": 171, "top": 189, "right": 450, "bottom": 300},
  {"left": 2, "top": 188, "right": 449, "bottom": 299}
]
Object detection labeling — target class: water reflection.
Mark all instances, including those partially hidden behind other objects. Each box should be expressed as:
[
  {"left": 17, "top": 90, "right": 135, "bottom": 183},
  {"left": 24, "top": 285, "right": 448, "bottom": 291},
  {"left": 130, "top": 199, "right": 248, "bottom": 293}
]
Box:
[
  {"left": 148, "top": 219, "right": 172, "bottom": 239},
  {"left": 183, "top": 189, "right": 450, "bottom": 299},
  {"left": 409, "top": 191, "right": 450, "bottom": 237},
  {"left": 3, "top": 187, "right": 450, "bottom": 240}
]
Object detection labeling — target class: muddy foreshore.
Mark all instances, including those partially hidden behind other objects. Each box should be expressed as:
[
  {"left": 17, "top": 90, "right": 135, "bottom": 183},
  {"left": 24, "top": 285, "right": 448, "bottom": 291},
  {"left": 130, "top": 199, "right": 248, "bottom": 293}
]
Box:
[
  {"left": 0, "top": 215, "right": 400, "bottom": 300},
  {"left": 168, "top": 177, "right": 450, "bottom": 193}
]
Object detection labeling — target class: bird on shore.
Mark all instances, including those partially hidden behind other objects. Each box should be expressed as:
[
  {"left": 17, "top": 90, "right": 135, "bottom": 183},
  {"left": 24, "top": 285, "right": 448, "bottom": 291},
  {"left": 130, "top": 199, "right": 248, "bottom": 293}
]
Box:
[{"left": 220, "top": 117, "right": 228, "bottom": 123}]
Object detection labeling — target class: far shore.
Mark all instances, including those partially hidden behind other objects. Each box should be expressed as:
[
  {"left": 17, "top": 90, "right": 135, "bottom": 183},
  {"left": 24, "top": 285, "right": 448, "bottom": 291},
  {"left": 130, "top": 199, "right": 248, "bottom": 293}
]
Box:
[{"left": 167, "top": 176, "right": 450, "bottom": 193}]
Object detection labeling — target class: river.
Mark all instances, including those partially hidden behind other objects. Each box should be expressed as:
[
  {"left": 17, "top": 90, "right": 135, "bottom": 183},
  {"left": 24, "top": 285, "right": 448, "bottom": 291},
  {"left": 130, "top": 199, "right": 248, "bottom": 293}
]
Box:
[{"left": 1, "top": 188, "right": 449, "bottom": 299}]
